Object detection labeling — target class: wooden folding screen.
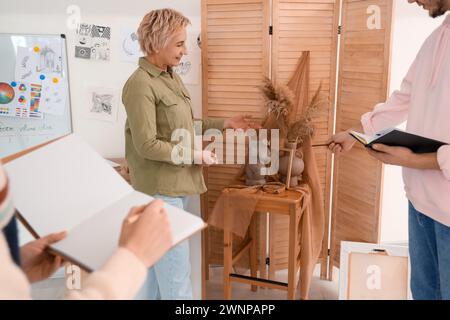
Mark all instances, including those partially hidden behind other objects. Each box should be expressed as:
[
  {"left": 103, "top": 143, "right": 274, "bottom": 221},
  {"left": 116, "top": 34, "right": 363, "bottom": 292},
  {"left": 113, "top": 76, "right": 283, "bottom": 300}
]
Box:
[
  {"left": 330, "top": 0, "right": 394, "bottom": 277},
  {"left": 201, "top": 0, "right": 394, "bottom": 290}
]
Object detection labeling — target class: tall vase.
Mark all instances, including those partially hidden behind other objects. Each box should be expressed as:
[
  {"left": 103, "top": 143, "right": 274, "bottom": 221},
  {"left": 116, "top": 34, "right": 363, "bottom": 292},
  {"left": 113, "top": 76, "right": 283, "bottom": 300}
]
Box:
[{"left": 279, "top": 141, "right": 305, "bottom": 187}]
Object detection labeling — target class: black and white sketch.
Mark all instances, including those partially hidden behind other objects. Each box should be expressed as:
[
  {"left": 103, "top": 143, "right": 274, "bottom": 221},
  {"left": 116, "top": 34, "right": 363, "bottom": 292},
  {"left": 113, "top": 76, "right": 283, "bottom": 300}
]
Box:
[
  {"left": 75, "top": 46, "right": 91, "bottom": 59},
  {"left": 15, "top": 47, "right": 38, "bottom": 81},
  {"left": 40, "top": 79, "right": 67, "bottom": 116},
  {"left": 15, "top": 41, "right": 63, "bottom": 82},
  {"left": 85, "top": 86, "right": 118, "bottom": 122},
  {"left": 173, "top": 33, "right": 200, "bottom": 85},
  {"left": 37, "top": 45, "right": 62, "bottom": 74},
  {"left": 78, "top": 23, "right": 92, "bottom": 36},
  {"left": 91, "top": 93, "right": 113, "bottom": 115},
  {"left": 91, "top": 25, "right": 111, "bottom": 39},
  {"left": 90, "top": 39, "right": 110, "bottom": 61},
  {"left": 173, "top": 60, "right": 192, "bottom": 76},
  {"left": 119, "top": 27, "right": 143, "bottom": 63},
  {"left": 75, "top": 23, "right": 111, "bottom": 61}
]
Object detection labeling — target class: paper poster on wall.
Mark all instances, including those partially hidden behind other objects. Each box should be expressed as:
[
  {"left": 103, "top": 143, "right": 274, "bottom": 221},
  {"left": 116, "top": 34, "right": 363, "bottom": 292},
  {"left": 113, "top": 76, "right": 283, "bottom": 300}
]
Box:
[
  {"left": 173, "top": 33, "right": 200, "bottom": 85},
  {"left": 0, "top": 81, "right": 43, "bottom": 119},
  {"left": 119, "top": 27, "right": 143, "bottom": 63},
  {"left": 85, "top": 86, "right": 119, "bottom": 122},
  {"left": 28, "top": 83, "right": 43, "bottom": 119},
  {"left": 13, "top": 82, "right": 30, "bottom": 118},
  {"left": 35, "top": 42, "right": 63, "bottom": 75},
  {"left": 187, "top": 32, "right": 201, "bottom": 53},
  {"left": 75, "top": 23, "right": 111, "bottom": 61},
  {"left": 39, "top": 77, "right": 67, "bottom": 116},
  {"left": 15, "top": 47, "right": 40, "bottom": 82},
  {"left": 15, "top": 41, "right": 63, "bottom": 83},
  {"left": 174, "top": 53, "right": 200, "bottom": 85}
]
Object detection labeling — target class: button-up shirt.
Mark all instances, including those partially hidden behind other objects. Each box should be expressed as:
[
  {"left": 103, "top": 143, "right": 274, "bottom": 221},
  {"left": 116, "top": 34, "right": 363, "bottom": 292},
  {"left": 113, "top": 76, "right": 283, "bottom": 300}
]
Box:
[{"left": 123, "top": 57, "right": 224, "bottom": 196}]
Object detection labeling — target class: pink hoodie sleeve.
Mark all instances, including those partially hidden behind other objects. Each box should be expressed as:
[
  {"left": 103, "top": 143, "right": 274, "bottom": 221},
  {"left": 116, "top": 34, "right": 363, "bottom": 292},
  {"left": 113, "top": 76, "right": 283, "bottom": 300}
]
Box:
[
  {"left": 361, "top": 55, "right": 419, "bottom": 135},
  {"left": 437, "top": 145, "right": 450, "bottom": 181},
  {"left": 65, "top": 248, "right": 147, "bottom": 300}
]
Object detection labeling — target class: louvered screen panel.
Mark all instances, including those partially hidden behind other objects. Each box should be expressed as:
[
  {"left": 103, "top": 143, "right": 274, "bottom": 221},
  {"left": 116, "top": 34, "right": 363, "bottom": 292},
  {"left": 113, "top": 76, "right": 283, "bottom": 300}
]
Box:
[
  {"left": 201, "top": 0, "right": 270, "bottom": 267},
  {"left": 330, "top": 0, "right": 393, "bottom": 274},
  {"left": 270, "top": 0, "right": 340, "bottom": 277}
]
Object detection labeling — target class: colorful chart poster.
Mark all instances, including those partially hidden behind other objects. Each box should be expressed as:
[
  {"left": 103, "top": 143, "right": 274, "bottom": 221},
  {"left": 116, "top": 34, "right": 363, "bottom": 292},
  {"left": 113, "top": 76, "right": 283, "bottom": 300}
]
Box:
[{"left": 0, "top": 81, "right": 43, "bottom": 119}]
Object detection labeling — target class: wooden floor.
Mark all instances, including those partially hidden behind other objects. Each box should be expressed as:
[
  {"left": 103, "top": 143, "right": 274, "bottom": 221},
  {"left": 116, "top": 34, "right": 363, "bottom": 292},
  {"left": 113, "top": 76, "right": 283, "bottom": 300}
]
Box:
[
  {"left": 30, "top": 265, "right": 339, "bottom": 300},
  {"left": 205, "top": 265, "right": 339, "bottom": 300}
]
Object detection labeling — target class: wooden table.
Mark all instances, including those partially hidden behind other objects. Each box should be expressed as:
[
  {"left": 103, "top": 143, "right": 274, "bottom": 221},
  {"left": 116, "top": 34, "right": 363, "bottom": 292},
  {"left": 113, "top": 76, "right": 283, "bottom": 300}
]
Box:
[{"left": 223, "top": 189, "right": 308, "bottom": 300}]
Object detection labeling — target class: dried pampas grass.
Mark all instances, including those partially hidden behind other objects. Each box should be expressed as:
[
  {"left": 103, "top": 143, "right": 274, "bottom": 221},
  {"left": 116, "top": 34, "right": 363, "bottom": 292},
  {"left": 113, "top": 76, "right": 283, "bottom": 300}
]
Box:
[
  {"left": 260, "top": 76, "right": 327, "bottom": 145},
  {"left": 287, "top": 83, "right": 327, "bottom": 145},
  {"left": 261, "top": 77, "right": 295, "bottom": 138}
]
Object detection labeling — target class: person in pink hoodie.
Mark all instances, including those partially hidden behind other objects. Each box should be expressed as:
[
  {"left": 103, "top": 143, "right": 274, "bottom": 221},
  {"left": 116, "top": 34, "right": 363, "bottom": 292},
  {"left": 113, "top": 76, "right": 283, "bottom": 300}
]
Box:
[{"left": 328, "top": 0, "right": 450, "bottom": 300}]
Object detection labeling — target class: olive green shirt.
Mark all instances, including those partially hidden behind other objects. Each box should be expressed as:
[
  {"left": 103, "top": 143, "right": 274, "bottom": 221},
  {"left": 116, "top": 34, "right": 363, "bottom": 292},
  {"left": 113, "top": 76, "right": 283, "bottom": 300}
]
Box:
[{"left": 123, "top": 57, "right": 224, "bottom": 197}]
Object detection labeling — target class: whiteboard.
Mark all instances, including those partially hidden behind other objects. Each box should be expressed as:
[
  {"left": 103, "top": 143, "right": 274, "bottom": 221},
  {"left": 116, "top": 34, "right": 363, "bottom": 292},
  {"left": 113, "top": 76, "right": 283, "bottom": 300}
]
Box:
[{"left": 0, "top": 33, "right": 72, "bottom": 158}]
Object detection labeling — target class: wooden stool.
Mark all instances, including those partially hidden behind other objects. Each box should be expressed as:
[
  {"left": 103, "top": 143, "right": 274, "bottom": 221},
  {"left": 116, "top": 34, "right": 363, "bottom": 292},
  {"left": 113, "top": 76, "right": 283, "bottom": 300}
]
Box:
[{"left": 223, "top": 190, "right": 307, "bottom": 300}]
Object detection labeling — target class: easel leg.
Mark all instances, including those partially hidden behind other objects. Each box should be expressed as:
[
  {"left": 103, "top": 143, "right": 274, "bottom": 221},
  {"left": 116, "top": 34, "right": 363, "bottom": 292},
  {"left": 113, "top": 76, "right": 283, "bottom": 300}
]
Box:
[
  {"left": 249, "top": 215, "right": 258, "bottom": 292},
  {"left": 204, "top": 228, "right": 210, "bottom": 281},
  {"left": 268, "top": 214, "right": 276, "bottom": 282},
  {"left": 223, "top": 230, "right": 232, "bottom": 300},
  {"left": 287, "top": 204, "right": 298, "bottom": 300},
  {"left": 259, "top": 213, "right": 267, "bottom": 280},
  {"left": 201, "top": 228, "right": 208, "bottom": 300},
  {"left": 328, "top": 259, "right": 334, "bottom": 281},
  {"left": 320, "top": 258, "right": 328, "bottom": 281}
]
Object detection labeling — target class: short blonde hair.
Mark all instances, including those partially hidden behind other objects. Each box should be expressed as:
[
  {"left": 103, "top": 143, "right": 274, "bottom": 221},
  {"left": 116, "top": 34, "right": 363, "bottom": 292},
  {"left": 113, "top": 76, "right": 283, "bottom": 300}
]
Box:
[{"left": 138, "top": 8, "right": 191, "bottom": 55}]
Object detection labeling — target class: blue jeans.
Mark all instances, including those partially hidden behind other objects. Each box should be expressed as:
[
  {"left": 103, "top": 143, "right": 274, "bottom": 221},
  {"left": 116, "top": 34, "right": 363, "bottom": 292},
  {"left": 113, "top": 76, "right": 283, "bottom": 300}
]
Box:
[
  {"left": 135, "top": 195, "right": 193, "bottom": 300},
  {"left": 409, "top": 201, "right": 450, "bottom": 300}
]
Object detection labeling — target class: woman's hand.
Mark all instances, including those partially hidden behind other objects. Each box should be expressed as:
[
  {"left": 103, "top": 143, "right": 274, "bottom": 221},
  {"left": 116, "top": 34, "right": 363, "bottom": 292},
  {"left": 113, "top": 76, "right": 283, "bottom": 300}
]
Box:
[
  {"left": 119, "top": 199, "right": 173, "bottom": 268},
  {"left": 327, "top": 129, "right": 356, "bottom": 154},
  {"left": 224, "top": 115, "right": 261, "bottom": 130},
  {"left": 194, "top": 150, "right": 218, "bottom": 166},
  {"left": 20, "top": 231, "right": 67, "bottom": 283}
]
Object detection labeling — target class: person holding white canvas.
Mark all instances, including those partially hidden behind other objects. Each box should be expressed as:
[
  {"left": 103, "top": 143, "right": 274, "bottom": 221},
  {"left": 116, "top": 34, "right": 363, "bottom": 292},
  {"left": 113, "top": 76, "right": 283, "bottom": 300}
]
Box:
[
  {"left": 0, "top": 162, "right": 173, "bottom": 299},
  {"left": 328, "top": 0, "right": 450, "bottom": 300}
]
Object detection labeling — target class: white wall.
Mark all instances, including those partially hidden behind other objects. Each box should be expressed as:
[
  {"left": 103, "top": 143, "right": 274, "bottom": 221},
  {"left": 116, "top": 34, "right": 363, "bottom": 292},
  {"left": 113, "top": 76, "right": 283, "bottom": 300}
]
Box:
[
  {"left": 0, "top": 0, "right": 203, "bottom": 299},
  {"left": 380, "top": 0, "right": 444, "bottom": 243}
]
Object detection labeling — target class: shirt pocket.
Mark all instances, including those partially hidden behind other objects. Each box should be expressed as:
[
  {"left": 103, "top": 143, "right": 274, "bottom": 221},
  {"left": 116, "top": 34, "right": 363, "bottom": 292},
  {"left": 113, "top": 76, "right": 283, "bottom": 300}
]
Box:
[{"left": 159, "top": 95, "right": 185, "bottom": 131}]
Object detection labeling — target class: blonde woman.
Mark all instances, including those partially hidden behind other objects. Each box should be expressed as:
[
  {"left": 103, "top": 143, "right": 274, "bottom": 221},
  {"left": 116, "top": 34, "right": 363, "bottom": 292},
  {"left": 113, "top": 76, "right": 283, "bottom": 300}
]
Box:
[{"left": 122, "top": 9, "right": 256, "bottom": 299}]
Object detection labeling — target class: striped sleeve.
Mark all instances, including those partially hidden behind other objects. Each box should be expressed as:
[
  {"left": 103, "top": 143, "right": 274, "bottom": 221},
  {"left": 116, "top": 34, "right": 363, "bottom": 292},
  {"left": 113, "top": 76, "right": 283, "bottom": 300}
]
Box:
[{"left": 0, "top": 164, "right": 15, "bottom": 229}]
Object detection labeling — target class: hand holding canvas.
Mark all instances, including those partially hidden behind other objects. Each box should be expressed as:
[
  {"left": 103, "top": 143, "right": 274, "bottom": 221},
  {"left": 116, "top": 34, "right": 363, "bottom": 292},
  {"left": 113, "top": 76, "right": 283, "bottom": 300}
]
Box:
[{"left": 20, "top": 231, "right": 67, "bottom": 283}]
